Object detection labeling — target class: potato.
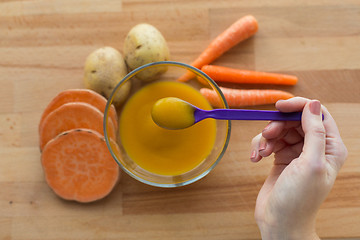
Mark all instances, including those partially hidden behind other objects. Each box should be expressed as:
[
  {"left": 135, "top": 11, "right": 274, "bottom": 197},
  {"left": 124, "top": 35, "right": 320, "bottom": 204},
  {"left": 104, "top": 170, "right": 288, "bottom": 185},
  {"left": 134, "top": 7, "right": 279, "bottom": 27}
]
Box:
[
  {"left": 83, "top": 47, "right": 131, "bottom": 106},
  {"left": 124, "top": 23, "right": 170, "bottom": 81}
]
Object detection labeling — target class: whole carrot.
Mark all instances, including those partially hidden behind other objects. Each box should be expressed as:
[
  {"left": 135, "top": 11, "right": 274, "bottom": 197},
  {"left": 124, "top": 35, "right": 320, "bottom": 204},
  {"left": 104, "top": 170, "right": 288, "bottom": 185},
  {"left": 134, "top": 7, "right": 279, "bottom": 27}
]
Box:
[
  {"left": 201, "top": 65, "right": 298, "bottom": 85},
  {"left": 178, "top": 15, "right": 258, "bottom": 82},
  {"left": 200, "top": 87, "right": 294, "bottom": 108}
]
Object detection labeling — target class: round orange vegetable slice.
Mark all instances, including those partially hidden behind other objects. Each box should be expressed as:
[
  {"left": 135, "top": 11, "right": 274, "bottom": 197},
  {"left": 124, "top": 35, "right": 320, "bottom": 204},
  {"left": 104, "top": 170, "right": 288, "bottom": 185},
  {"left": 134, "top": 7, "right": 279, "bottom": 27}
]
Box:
[
  {"left": 41, "top": 128, "right": 120, "bottom": 203},
  {"left": 39, "top": 102, "right": 116, "bottom": 150},
  {"left": 39, "top": 89, "right": 118, "bottom": 133}
]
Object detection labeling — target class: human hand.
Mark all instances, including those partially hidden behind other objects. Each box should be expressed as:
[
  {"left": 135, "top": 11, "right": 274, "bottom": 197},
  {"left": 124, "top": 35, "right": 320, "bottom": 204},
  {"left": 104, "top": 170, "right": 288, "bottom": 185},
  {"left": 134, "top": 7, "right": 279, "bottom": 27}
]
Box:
[{"left": 250, "top": 97, "right": 348, "bottom": 240}]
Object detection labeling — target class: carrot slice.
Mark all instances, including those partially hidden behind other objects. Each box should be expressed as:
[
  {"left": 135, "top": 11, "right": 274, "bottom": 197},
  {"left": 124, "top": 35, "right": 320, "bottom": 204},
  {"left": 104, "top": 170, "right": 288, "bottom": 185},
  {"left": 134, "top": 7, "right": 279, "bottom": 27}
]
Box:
[
  {"left": 39, "top": 102, "right": 116, "bottom": 150},
  {"left": 41, "top": 128, "right": 120, "bottom": 203},
  {"left": 39, "top": 89, "right": 118, "bottom": 133}
]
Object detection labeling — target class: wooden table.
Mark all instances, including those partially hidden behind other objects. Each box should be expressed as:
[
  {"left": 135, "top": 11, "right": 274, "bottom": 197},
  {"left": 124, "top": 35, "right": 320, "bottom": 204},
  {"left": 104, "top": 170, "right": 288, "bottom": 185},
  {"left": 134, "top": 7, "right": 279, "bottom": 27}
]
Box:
[{"left": 1, "top": 0, "right": 359, "bottom": 239}]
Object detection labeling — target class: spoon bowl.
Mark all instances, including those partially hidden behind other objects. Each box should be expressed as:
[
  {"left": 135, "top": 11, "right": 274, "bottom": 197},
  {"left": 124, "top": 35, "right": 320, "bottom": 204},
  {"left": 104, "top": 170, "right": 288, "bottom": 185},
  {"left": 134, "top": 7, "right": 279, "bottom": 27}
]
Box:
[{"left": 151, "top": 97, "right": 196, "bottom": 130}]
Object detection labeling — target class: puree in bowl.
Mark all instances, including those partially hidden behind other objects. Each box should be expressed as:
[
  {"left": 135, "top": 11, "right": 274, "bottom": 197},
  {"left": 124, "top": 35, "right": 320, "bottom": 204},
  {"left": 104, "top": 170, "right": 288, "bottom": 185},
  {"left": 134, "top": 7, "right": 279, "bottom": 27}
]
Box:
[{"left": 119, "top": 81, "right": 216, "bottom": 176}]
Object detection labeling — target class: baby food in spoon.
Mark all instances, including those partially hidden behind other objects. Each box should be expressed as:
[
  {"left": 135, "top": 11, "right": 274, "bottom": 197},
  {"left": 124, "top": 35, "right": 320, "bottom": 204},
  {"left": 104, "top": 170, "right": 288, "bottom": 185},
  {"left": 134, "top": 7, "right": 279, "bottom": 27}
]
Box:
[{"left": 151, "top": 97, "right": 196, "bottom": 130}]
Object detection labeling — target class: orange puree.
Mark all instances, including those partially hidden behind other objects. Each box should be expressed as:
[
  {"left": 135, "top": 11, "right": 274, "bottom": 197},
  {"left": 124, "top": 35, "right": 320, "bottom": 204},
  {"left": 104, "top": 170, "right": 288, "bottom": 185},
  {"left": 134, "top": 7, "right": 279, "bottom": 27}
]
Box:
[
  {"left": 119, "top": 81, "right": 216, "bottom": 176},
  {"left": 151, "top": 97, "right": 196, "bottom": 130}
]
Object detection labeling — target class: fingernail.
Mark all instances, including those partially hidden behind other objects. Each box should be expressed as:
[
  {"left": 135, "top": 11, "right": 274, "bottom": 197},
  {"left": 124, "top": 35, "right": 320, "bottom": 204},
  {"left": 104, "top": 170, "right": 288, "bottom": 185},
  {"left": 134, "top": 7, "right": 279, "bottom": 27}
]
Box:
[
  {"left": 310, "top": 100, "right": 321, "bottom": 115},
  {"left": 259, "top": 141, "right": 267, "bottom": 151},
  {"left": 250, "top": 150, "right": 257, "bottom": 161}
]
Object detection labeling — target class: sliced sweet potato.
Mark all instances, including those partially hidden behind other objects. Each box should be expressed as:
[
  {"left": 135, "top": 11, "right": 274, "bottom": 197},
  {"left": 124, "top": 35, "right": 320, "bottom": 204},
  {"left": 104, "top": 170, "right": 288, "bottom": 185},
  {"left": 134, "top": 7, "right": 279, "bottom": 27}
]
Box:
[
  {"left": 39, "top": 102, "right": 116, "bottom": 150},
  {"left": 39, "top": 89, "right": 118, "bottom": 133},
  {"left": 41, "top": 128, "right": 120, "bottom": 203}
]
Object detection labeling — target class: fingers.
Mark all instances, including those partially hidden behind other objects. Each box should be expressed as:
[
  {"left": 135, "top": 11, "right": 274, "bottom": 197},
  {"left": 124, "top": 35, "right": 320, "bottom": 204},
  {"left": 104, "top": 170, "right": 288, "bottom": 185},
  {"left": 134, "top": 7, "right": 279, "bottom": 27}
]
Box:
[
  {"left": 262, "top": 121, "right": 302, "bottom": 140},
  {"left": 321, "top": 105, "right": 341, "bottom": 139},
  {"left": 259, "top": 97, "right": 309, "bottom": 142},
  {"left": 250, "top": 133, "right": 263, "bottom": 162},
  {"left": 250, "top": 133, "right": 276, "bottom": 162},
  {"left": 252, "top": 98, "right": 347, "bottom": 178},
  {"left": 251, "top": 123, "right": 304, "bottom": 162},
  {"left": 274, "top": 141, "right": 304, "bottom": 165},
  {"left": 275, "top": 97, "right": 311, "bottom": 112},
  {"left": 321, "top": 106, "right": 348, "bottom": 171},
  {"left": 258, "top": 139, "right": 277, "bottom": 158},
  {"left": 262, "top": 121, "right": 286, "bottom": 139},
  {"left": 301, "top": 100, "right": 326, "bottom": 168}
]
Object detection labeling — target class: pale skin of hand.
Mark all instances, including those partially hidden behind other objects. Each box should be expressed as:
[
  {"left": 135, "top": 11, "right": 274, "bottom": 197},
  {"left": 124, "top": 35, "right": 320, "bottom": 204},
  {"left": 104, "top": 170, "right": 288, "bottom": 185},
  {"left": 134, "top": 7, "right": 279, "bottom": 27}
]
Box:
[{"left": 250, "top": 97, "right": 348, "bottom": 240}]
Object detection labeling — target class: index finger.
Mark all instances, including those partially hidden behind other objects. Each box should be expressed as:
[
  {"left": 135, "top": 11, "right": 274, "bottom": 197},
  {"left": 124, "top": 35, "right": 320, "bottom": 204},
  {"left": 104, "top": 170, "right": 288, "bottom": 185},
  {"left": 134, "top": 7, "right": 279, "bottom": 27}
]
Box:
[
  {"left": 278, "top": 98, "right": 341, "bottom": 138},
  {"left": 275, "top": 97, "right": 311, "bottom": 112}
]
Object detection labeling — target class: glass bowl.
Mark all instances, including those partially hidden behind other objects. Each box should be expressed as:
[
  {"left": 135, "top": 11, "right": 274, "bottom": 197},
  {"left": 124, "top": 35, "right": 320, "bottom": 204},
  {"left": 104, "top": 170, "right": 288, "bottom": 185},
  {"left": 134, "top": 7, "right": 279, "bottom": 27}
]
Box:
[{"left": 103, "top": 61, "right": 231, "bottom": 187}]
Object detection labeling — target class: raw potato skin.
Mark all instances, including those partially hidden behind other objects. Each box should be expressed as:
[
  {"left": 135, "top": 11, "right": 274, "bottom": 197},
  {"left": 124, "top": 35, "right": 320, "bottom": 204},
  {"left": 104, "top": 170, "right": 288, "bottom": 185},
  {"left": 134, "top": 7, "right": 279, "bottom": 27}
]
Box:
[
  {"left": 83, "top": 47, "right": 131, "bottom": 106},
  {"left": 124, "top": 23, "right": 170, "bottom": 81}
]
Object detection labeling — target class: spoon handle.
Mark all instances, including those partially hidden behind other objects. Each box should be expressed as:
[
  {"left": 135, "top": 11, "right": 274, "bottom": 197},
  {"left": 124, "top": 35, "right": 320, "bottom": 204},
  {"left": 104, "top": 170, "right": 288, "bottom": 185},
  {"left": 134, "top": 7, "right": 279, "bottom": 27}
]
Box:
[{"left": 195, "top": 109, "right": 303, "bottom": 122}]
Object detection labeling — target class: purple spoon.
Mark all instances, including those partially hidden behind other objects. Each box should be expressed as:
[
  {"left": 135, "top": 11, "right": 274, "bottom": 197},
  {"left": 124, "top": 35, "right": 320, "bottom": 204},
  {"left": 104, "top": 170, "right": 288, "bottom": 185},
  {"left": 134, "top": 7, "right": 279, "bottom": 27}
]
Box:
[
  {"left": 194, "top": 107, "right": 302, "bottom": 122},
  {"left": 151, "top": 97, "right": 305, "bottom": 130}
]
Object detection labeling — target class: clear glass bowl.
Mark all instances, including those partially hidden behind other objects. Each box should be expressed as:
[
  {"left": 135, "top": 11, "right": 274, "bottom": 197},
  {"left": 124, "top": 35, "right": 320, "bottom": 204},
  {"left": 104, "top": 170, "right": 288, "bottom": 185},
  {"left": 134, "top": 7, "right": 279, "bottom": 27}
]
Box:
[{"left": 103, "top": 61, "right": 231, "bottom": 187}]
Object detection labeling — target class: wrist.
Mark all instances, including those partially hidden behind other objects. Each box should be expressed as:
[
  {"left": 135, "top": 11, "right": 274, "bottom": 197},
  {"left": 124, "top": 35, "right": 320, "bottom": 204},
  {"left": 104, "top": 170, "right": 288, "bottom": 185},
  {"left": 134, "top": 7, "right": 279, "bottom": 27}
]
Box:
[
  {"left": 259, "top": 228, "right": 319, "bottom": 240},
  {"left": 257, "top": 220, "right": 320, "bottom": 240}
]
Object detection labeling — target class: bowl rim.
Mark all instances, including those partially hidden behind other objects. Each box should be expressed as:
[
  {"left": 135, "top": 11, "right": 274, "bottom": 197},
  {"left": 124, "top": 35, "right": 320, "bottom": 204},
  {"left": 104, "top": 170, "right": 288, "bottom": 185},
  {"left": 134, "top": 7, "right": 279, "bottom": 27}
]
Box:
[{"left": 103, "top": 60, "right": 231, "bottom": 188}]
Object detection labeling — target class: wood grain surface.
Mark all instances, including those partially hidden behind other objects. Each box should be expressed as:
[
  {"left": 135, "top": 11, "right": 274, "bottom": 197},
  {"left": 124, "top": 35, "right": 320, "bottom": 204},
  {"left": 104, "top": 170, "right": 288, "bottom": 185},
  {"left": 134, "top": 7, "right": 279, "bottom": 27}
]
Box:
[{"left": 1, "top": 0, "right": 360, "bottom": 239}]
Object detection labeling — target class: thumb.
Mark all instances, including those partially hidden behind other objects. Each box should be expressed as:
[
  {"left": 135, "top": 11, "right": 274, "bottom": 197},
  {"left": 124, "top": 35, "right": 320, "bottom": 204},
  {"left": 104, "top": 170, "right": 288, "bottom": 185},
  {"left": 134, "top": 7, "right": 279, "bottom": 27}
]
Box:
[{"left": 301, "top": 100, "right": 326, "bottom": 165}]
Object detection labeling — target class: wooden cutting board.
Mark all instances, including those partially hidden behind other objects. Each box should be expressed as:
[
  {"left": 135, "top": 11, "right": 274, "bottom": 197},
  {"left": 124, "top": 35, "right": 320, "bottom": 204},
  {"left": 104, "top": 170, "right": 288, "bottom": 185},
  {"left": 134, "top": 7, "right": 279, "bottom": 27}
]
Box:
[{"left": 1, "top": 0, "right": 359, "bottom": 239}]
